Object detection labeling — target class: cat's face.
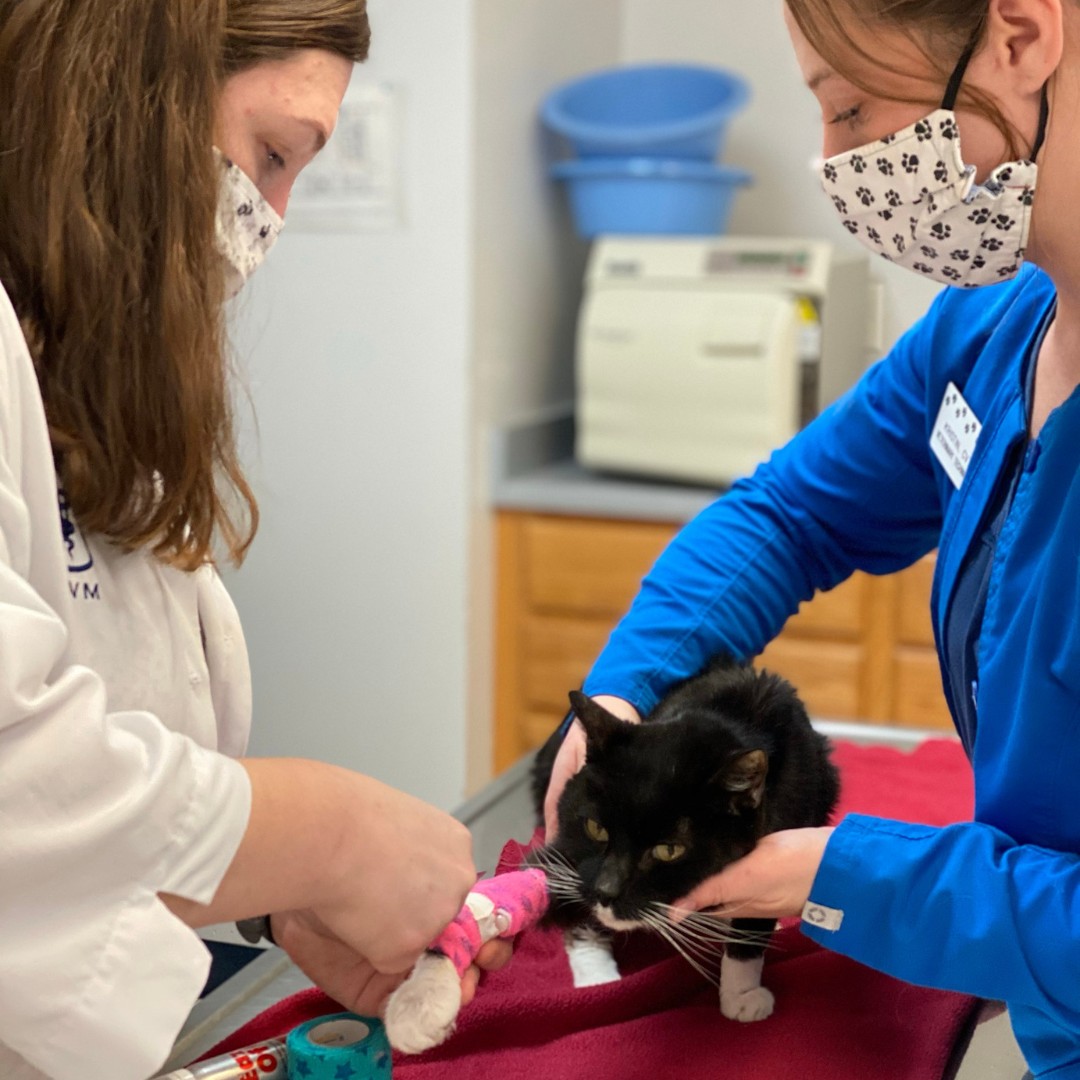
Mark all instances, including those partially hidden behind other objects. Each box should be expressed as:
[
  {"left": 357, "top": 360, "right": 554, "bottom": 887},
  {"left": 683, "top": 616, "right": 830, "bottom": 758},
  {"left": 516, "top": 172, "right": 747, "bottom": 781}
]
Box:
[{"left": 536, "top": 694, "right": 768, "bottom": 931}]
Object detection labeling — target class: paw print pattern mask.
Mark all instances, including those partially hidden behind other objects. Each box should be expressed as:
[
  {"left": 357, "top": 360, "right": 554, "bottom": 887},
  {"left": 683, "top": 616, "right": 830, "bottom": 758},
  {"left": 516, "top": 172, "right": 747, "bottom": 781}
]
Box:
[
  {"left": 818, "top": 39, "right": 1049, "bottom": 288},
  {"left": 214, "top": 149, "right": 284, "bottom": 299}
]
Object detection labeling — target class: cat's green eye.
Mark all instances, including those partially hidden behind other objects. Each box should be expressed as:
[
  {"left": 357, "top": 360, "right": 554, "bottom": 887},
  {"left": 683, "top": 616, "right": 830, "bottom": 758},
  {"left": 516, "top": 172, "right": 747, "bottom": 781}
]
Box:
[
  {"left": 652, "top": 843, "right": 687, "bottom": 863},
  {"left": 584, "top": 818, "right": 609, "bottom": 843}
]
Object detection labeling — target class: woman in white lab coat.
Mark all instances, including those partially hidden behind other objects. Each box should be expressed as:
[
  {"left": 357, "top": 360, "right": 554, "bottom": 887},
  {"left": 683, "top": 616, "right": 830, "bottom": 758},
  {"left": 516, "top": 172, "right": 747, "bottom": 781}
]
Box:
[{"left": 0, "top": 4, "right": 483, "bottom": 1079}]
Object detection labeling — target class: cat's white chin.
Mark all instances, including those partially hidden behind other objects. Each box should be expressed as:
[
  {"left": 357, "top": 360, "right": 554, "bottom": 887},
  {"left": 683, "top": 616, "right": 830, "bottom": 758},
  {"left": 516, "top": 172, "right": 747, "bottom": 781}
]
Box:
[{"left": 593, "top": 905, "right": 645, "bottom": 932}]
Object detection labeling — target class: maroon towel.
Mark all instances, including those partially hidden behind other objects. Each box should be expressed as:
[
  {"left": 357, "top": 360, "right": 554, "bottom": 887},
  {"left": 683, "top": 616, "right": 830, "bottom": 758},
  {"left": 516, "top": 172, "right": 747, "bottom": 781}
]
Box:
[{"left": 204, "top": 739, "right": 979, "bottom": 1080}]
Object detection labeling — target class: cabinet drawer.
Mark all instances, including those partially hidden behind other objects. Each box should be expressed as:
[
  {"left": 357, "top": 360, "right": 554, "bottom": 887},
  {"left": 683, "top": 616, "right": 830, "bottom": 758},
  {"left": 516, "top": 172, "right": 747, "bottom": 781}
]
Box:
[
  {"left": 757, "top": 637, "right": 863, "bottom": 719},
  {"left": 524, "top": 516, "right": 677, "bottom": 617},
  {"left": 782, "top": 574, "right": 866, "bottom": 640},
  {"left": 523, "top": 709, "right": 564, "bottom": 753},
  {"left": 892, "top": 647, "right": 953, "bottom": 730},
  {"left": 897, "top": 556, "right": 937, "bottom": 647},
  {"left": 521, "top": 615, "right": 613, "bottom": 711}
]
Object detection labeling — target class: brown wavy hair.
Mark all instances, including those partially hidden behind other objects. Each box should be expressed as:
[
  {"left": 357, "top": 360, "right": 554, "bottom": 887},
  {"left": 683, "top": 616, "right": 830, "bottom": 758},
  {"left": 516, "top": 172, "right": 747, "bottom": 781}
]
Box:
[
  {"left": 0, "top": 0, "right": 370, "bottom": 570},
  {"left": 785, "top": 0, "right": 1026, "bottom": 159}
]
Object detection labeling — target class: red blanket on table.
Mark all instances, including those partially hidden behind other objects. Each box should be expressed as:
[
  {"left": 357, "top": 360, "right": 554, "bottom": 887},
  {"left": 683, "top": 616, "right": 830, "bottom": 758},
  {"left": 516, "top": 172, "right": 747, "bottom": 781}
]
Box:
[{"left": 205, "top": 739, "right": 979, "bottom": 1080}]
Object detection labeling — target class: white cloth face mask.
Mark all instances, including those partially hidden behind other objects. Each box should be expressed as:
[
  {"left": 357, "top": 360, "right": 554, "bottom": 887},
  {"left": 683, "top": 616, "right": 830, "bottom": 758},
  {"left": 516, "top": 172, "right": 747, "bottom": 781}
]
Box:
[
  {"left": 817, "top": 41, "right": 1048, "bottom": 289},
  {"left": 214, "top": 150, "right": 284, "bottom": 299}
]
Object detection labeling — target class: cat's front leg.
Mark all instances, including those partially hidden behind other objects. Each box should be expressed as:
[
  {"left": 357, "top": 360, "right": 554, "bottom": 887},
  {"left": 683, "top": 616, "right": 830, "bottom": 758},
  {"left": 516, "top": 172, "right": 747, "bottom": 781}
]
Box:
[
  {"left": 719, "top": 918, "right": 776, "bottom": 1022},
  {"left": 565, "top": 924, "right": 621, "bottom": 988}
]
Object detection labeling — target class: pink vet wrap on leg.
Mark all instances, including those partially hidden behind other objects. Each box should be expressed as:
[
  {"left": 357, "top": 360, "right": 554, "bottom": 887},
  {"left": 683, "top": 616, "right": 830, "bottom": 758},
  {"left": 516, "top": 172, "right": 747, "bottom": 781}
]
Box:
[
  {"left": 433, "top": 911, "right": 486, "bottom": 979},
  {"left": 429, "top": 869, "right": 549, "bottom": 979},
  {"left": 473, "top": 868, "right": 549, "bottom": 936}
]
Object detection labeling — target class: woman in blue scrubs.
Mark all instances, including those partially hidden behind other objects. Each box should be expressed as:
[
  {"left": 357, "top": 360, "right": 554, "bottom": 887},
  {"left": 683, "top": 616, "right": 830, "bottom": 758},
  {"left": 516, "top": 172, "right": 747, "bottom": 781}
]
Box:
[{"left": 544, "top": 1, "right": 1080, "bottom": 1075}]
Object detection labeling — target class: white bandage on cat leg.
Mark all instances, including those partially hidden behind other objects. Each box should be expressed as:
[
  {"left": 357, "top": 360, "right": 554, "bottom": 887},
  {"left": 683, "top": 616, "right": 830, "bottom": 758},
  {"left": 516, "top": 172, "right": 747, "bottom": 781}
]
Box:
[
  {"left": 385, "top": 952, "right": 462, "bottom": 1054},
  {"left": 719, "top": 953, "right": 774, "bottom": 1022},
  {"left": 565, "top": 927, "right": 621, "bottom": 988},
  {"left": 465, "top": 892, "right": 499, "bottom": 939}
]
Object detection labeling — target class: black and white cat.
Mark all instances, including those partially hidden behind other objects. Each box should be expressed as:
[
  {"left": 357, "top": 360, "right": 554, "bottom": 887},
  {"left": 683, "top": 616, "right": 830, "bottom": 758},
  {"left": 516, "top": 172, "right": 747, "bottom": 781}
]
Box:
[{"left": 529, "top": 654, "right": 840, "bottom": 1022}]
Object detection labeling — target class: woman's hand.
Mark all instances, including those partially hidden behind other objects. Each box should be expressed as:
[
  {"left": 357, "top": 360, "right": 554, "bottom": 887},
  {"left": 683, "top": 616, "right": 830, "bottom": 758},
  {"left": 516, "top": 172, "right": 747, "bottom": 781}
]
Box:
[
  {"left": 307, "top": 774, "right": 477, "bottom": 976},
  {"left": 163, "top": 759, "right": 478, "bottom": 1016},
  {"left": 271, "top": 910, "right": 408, "bottom": 1016},
  {"left": 462, "top": 940, "right": 514, "bottom": 1005},
  {"left": 542, "top": 696, "right": 641, "bottom": 840},
  {"left": 271, "top": 915, "right": 513, "bottom": 1017},
  {"left": 675, "top": 827, "right": 835, "bottom": 921}
]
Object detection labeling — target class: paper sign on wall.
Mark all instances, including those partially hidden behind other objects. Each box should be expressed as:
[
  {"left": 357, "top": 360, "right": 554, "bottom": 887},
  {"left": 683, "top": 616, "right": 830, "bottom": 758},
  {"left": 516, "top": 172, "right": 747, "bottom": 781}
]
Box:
[{"left": 287, "top": 78, "right": 403, "bottom": 232}]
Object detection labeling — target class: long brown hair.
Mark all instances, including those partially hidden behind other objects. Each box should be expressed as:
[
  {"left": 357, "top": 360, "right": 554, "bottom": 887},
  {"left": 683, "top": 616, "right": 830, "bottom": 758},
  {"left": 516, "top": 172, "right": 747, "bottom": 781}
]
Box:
[
  {"left": 785, "top": 0, "right": 1026, "bottom": 158},
  {"left": 0, "top": 0, "right": 369, "bottom": 570}
]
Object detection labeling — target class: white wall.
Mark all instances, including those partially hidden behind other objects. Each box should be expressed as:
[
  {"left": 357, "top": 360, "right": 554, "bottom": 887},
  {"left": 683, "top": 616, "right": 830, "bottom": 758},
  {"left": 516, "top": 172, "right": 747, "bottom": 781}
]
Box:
[
  {"left": 474, "top": 0, "right": 624, "bottom": 426},
  {"left": 619, "top": 0, "right": 940, "bottom": 348},
  {"left": 225, "top": 0, "right": 626, "bottom": 807},
  {"left": 224, "top": 0, "right": 475, "bottom": 811},
  {"left": 467, "top": 0, "right": 623, "bottom": 792}
]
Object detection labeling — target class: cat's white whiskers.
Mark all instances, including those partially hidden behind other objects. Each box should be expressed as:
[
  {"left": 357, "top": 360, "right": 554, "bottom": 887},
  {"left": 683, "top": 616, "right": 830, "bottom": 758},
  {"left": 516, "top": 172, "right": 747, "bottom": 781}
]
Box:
[
  {"left": 528, "top": 849, "right": 585, "bottom": 903},
  {"left": 678, "top": 922, "right": 774, "bottom": 951},
  {"left": 647, "top": 904, "right": 775, "bottom": 950},
  {"left": 638, "top": 911, "right": 721, "bottom": 987},
  {"left": 536, "top": 868, "right": 580, "bottom": 892},
  {"left": 687, "top": 916, "right": 777, "bottom": 950},
  {"left": 531, "top": 846, "right": 581, "bottom": 883},
  {"left": 641, "top": 907, "right": 726, "bottom": 963},
  {"left": 651, "top": 898, "right": 764, "bottom": 929}
]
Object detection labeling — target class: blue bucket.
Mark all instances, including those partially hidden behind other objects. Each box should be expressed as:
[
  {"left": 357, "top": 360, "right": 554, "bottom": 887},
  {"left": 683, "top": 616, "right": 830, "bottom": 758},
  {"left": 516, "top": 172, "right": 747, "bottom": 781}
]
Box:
[
  {"left": 541, "top": 64, "right": 750, "bottom": 160},
  {"left": 551, "top": 157, "right": 752, "bottom": 238}
]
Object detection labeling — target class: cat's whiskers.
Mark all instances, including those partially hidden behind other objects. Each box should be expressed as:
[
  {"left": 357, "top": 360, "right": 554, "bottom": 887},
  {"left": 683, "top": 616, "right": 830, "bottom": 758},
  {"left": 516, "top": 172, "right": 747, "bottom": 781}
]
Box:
[
  {"left": 647, "top": 903, "right": 776, "bottom": 950},
  {"left": 528, "top": 848, "right": 586, "bottom": 902},
  {"left": 651, "top": 898, "right": 761, "bottom": 926},
  {"left": 537, "top": 869, "right": 581, "bottom": 896},
  {"left": 535, "top": 845, "right": 579, "bottom": 878},
  {"left": 636, "top": 909, "right": 722, "bottom": 988}
]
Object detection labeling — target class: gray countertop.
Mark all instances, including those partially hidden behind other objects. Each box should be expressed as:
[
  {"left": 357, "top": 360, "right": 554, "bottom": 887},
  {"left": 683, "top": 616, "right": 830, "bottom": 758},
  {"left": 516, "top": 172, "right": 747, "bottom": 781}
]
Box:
[{"left": 491, "top": 412, "right": 722, "bottom": 523}]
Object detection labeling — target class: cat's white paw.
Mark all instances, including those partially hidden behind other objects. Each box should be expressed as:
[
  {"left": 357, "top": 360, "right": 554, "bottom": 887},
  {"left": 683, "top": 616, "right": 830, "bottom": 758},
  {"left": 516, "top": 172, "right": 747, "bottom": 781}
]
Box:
[
  {"left": 385, "top": 953, "right": 462, "bottom": 1054},
  {"left": 719, "top": 952, "right": 773, "bottom": 1022},
  {"left": 720, "top": 984, "right": 775, "bottom": 1023}
]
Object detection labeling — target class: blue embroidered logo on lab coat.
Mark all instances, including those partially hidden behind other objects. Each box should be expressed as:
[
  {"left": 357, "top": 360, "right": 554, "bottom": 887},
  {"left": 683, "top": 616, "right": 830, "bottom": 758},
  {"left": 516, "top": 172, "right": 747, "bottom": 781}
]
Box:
[{"left": 58, "top": 487, "right": 93, "bottom": 573}]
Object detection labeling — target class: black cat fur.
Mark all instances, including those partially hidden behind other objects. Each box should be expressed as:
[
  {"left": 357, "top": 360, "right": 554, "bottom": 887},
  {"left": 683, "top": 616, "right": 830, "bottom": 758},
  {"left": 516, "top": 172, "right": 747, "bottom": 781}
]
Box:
[{"left": 529, "top": 654, "right": 840, "bottom": 965}]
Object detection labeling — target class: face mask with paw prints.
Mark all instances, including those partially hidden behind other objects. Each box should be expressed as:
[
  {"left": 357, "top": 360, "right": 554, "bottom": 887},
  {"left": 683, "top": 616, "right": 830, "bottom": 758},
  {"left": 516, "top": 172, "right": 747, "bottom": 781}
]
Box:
[
  {"left": 214, "top": 149, "right": 284, "bottom": 299},
  {"left": 818, "top": 108, "right": 1038, "bottom": 288}
]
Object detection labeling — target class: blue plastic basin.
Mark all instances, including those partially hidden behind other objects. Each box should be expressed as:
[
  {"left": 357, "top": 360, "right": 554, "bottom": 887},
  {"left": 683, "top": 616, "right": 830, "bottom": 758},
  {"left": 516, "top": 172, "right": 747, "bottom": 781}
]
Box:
[
  {"left": 541, "top": 64, "right": 750, "bottom": 160},
  {"left": 551, "top": 157, "right": 752, "bottom": 238}
]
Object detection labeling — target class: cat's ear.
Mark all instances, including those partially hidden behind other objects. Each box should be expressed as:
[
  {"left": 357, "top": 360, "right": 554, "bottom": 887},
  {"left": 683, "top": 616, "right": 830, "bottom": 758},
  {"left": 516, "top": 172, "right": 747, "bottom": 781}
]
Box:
[
  {"left": 568, "top": 690, "right": 627, "bottom": 757},
  {"left": 714, "top": 749, "right": 769, "bottom": 810}
]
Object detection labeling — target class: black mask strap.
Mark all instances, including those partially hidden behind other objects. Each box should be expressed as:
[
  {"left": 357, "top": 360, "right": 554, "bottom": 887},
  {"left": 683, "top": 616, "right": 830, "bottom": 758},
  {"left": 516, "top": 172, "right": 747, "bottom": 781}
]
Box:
[
  {"left": 1029, "top": 82, "right": 1050, "bottom": 162},
  {"left": 941, "top": 33, "right": 981, "bottom": 112},
  {"left": 942, "top": 25, "right": 1052, "bottom": 164}
]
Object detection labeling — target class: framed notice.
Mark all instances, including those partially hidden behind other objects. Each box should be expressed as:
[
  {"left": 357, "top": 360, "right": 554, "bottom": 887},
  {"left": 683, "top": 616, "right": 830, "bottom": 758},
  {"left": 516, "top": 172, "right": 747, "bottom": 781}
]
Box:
[{"left": 286, "top": 77, "right": 403, "bottom": 232}]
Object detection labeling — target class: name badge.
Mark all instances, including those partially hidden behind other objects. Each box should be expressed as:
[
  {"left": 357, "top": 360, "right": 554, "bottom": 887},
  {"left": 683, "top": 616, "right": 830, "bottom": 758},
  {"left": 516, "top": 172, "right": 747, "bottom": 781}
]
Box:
[{"left": 930, "top": 382, "right": 982, "bottom": 490}]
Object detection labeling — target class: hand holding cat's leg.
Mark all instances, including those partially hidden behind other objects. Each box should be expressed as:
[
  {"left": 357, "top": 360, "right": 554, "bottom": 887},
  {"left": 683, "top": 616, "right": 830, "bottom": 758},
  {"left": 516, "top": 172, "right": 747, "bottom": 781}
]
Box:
[
  {"left": 543, "top": 696, "right": 642, "bottom": 840},
  {"left": 461, "top": 940, "right": 513, "bottom": 1005},
  {"left": 674, "top": 827, "right": 836, "bottom": 921}
]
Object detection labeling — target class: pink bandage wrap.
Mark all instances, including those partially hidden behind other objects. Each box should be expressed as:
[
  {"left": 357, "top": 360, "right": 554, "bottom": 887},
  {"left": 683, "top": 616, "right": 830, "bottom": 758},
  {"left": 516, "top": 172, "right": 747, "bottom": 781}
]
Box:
[{"left": 430, "top": 868, "right": 549, "bottom": 979}]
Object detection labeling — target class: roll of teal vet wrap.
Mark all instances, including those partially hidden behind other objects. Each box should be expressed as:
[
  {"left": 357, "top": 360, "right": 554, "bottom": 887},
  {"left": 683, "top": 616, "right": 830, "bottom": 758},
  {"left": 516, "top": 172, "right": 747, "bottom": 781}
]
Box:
[{"left": 286, "top": 1013, "right": 392, "bottom": 1079}]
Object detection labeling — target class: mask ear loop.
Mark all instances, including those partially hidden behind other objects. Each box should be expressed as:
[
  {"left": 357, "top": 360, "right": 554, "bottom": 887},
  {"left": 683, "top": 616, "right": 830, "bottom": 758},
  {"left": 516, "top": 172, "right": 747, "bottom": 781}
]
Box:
[
  {"left": 941, "top": 21, "right": 1051, "bottom": 164},
  {"left": 1029, "top": 83, "right": 1050, "bottom": 162},
  {"left": 941, "top": 30, "right": 982, "bottom": 111}
]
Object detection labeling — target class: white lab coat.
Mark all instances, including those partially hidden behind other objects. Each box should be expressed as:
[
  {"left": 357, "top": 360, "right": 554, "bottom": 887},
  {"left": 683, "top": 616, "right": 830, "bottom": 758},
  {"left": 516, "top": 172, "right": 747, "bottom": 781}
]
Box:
[{"left": 0, "top": 282, "right": 254, "bottom": 1080}]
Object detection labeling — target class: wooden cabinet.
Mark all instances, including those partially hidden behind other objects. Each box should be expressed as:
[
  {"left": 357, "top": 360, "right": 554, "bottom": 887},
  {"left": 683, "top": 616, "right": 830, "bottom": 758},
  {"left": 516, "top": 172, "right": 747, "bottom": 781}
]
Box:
[{"left": 494, "top": 510, "right": 952, "bottom": 772}]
